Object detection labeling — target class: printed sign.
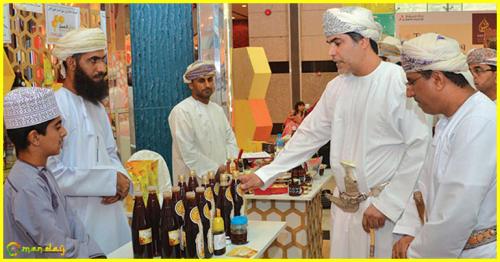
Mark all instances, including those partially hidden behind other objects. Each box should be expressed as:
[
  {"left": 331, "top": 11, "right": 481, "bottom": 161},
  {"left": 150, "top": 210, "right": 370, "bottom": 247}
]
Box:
[
  {"left": 472, "top": 13, "right": 496, "bottom": 44},
  {"left": 45, "top": 4, "right": 80, "bottom": 44}
]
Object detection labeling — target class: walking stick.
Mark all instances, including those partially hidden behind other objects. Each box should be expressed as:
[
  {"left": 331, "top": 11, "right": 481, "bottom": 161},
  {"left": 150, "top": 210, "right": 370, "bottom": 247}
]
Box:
[{"left": 369, "top": 228, "right": 375, "bottom": 258}]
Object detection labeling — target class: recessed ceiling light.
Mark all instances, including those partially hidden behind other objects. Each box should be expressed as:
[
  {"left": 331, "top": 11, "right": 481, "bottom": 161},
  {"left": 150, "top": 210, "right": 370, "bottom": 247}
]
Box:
[{"left": 242, "top": 5, "right": 247, "bottom": 8}]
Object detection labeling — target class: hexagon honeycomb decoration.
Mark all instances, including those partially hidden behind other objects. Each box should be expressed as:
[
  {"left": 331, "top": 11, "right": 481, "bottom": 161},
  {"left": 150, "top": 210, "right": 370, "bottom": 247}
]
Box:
[{"left": 232, "top": 47, "right": 273, "bottom": 151}]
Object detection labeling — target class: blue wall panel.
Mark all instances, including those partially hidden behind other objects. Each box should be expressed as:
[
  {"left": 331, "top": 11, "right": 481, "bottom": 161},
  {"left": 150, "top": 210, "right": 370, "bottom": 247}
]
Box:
[{"left": 130, "top": 4, "right": 193, "bottom": 178}]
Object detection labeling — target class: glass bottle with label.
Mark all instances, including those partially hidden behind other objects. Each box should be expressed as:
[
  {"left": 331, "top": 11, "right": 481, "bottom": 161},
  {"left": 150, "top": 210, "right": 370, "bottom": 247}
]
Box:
[
  {"left": 212, "top": 208, "right": 226, "bottom": 256},
  {"left": 195, "top": 187, "right": 213, "bottom": 258},
  {"left": 217, "top": 174, "right": 233, "bottom": 236},
  {"left": 132, "top": 190, "right": 153, "bottom": 258},
  {"left": 230, "top": 171, "right": 245, "bottom": 216},
  {"left": 184, "top": 192, "right": 204, "bottom": 258},
  {"left": 187, "top": 170, "right": 199, "bottom": 192},
  {"left": 160, "top": 191, "right": 181, "bottom": 258},
  {"left": 146, "top": 186, "right": 161, "bottom": 257},
  {"left": 172, "top": 186, "right": 185, "bottom": 258},
  {"left": 203, "top": 175, "right": 216, "bottom": 220}
]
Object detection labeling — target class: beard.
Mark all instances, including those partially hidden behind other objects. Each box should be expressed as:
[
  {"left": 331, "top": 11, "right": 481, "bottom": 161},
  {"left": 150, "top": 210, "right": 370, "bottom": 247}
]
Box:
[{"left": 74, "top": 64, "right": 108, "bottom": 105}]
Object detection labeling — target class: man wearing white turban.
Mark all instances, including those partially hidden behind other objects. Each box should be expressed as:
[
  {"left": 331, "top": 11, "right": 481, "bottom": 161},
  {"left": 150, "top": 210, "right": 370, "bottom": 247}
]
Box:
[
  {"left": 467, "top": 48, "right": 497, "bottom": 101},
  {"left": 239, "top": 6, "right": 430, "bottom": 258},
  {"left": 378, "top": 35, "right": 402, "bottom": 64},
  {"left": 47, "top": 28, "right": 132, "bottom": 255},
  {"left": 168, "top": 60, "right": 239, "bottom": 183},
  {"left": 393, "top": 33, "right": 496, "bottom": 258}
]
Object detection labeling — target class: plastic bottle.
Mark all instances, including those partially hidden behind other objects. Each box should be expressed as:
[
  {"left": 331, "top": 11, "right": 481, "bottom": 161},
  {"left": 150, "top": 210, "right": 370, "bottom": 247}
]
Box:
[{"left": 212, "top": 209, "right": 226, "bottom": 256}]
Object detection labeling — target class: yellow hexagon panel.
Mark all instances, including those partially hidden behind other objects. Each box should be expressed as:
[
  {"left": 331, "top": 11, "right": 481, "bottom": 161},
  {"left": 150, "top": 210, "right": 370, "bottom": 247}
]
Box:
[
  {"left": 3, "top": 51, "right": 15, "bottom": 96},
  {"left": 232, "top": 47, "right": 271, "bottom": 100},
  {"left": 233, "top": 99, "right": 272, "bottom": 152}
]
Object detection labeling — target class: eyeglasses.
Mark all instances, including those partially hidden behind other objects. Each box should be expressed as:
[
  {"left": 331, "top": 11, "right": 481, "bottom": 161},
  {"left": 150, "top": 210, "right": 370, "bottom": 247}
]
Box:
[
  {"left": 470, "top": 67, "right": 495, "bottom": 75},
  {"left": 406, "top": 75, "right": 424, "bottom": 86}
]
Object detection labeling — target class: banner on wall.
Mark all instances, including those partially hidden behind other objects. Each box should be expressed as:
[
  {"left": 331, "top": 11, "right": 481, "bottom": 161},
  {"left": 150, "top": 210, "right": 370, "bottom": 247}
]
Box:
[
  {"left": 4, "top": 4, "right": 11, "bottom": 44},
  {"left": 13, "top": 4, "right": 43, "bottom": 13},
  {"left": 374, "top": 13, "right": 395, "bottom": 37},
  {"left": 45, "top": 4, "right": 80, "bottom": 44},
  {"left": 472, "top": 13, "right": 496, "bottom": 44}
]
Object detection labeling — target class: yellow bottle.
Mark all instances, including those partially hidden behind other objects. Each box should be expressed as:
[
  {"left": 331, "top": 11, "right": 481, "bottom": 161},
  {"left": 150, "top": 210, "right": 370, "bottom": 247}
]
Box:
[{"left": 212, "top": 209, "right": 226, "bottom": 256}]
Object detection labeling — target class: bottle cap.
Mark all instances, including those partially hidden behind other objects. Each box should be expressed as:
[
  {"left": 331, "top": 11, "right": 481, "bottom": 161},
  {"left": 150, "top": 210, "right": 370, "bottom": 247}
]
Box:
[
  {"left": 231, "top": 216, "right": 248, "bottom": 225},
  {"left": 186, "top": 191, "right": 195, "bottom": 199},
  {"left": 163, "top": 191, "right": 172, "bottom": 198},
  {"left": 179, "top": 175, "right": 185, "bottom": 181},
  {"left": 147, "top": 185, "right": 157, "bottom": 192},
  {"left": 134, "top": 189, "right": 142, "bottom": 197},
  {"left": 195, "top": 186, "right": 205, "bottom": 193},
  {"left": 189, "top": 170, "right": 196, "bottom": 177}
]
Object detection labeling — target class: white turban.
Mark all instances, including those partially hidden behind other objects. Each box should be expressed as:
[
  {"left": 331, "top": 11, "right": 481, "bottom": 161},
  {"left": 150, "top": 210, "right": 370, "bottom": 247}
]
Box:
[
  {"left": 402, "top": 33, "right": 474, "bottom": 87},
  {"left": 52, "top": 28, "right": 106, "bottom": 78},
  {"left": 401, "top": 33, "right": 468, "bottom": 73},
  {"left": 183, "top": 60, "right": 216, "bottom": 84},
  {"left": 323, "top": 7, "right": 382, "bottom": 41},
  {"left": 4, "top": 87, "right": 61, "bottom": 129},
  {"left": 379, "top": 35, "right": 402, "bottom": 63},
  {"left": 466, "top": 48, "right": 497, "bottom": 66}
]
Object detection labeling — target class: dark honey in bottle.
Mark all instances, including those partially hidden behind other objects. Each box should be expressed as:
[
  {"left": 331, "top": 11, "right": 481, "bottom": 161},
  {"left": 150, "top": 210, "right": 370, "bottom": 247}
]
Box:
[
  {"left": 195, "top": 187, "right": 213, "bottom": 258},
  {"left": 217, "top": 174, "right": 233, "bottom": 237},
  {"left": 230, "top": 171, "right": 244, "bottom": 216},
  {"left": 132, "top": 190, "right": 153, "bottom": 258},
  {"left": 184, "top": 192, "right": 204, "bottom": 258},
  {"left": 172, "top": 186, "right": 185, "bottom": 257},
  {"left": 159, "top": 191, "right": 181, "bottom": 258},
  {"left": 146, "top": 186, "right": 161, "bottom": 257}
]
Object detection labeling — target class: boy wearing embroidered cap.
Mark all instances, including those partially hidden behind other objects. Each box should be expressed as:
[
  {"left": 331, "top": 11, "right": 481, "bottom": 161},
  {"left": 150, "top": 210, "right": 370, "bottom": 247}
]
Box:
[
  {"left": 393, "top": 33, "right": 496, "bottom": 258},
  {"left": 3, "top": 87, "right": 104, "bottom": 258}
]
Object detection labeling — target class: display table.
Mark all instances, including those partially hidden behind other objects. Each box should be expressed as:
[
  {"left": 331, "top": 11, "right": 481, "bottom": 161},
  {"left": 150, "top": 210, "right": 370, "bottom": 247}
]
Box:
[
  {"left": 108, "top": 220, "right": 286, "bottom": 258},
  {"left": 245, "top": 170, "right": 333, "bottom": 258}
]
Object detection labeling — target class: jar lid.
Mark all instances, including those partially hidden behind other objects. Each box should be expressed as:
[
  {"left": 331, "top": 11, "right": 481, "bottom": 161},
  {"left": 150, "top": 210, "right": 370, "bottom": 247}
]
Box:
[{"left": 231, "top": 216, "right": 248, "bottom": 225}]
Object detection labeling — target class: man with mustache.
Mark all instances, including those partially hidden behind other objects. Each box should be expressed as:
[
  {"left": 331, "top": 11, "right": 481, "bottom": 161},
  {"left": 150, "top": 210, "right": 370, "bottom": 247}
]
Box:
[
  {"left": 47, "top": 28, "right": 132, "bottom": 255},
  {"left": 168, "top": 60, "right": 238, "bottom": 183},
  {"left": 392, "top": 33, "right": 496, "bottom": 258},
  {"left": 239, "top": 6, "right": 430, "bottom": 258}
]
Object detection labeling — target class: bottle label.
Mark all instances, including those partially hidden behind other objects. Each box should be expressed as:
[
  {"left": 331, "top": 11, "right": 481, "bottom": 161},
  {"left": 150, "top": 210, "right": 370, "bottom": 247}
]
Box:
[
  {"left": 175, "top": 200, "right": 185, "bottom": 218},
  {"left": 203, "top": 204, "right": 211, "bottom": 220},
  {"left": 204, "top": 188, "right": 214, "bottom": 201},
  {"left": 190, "top": 207, "right": 201, "bottom": 223},
  {"left": 168, "top": 229, "right": 180, "bottom": 246},
  {"left": 213, "top": 233, "right": 226, "bottom": 250},
  {"left": 138, "top": 228, "right": 152, "bottom": 245},
  {"left": 207, "top": 230, "right": 214, "bottom": 253},
  {"left": 214, "top": 183, "right": 220, "bottom": 196},
  {"left": 182, "top": 230, "right": 187, "bottom": 248},
  {"left": 196, "top": 229, "right": 205, "bottom": 258},
  {"left": 225, "top": 187, "right": 233, "bottom": 202}
]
